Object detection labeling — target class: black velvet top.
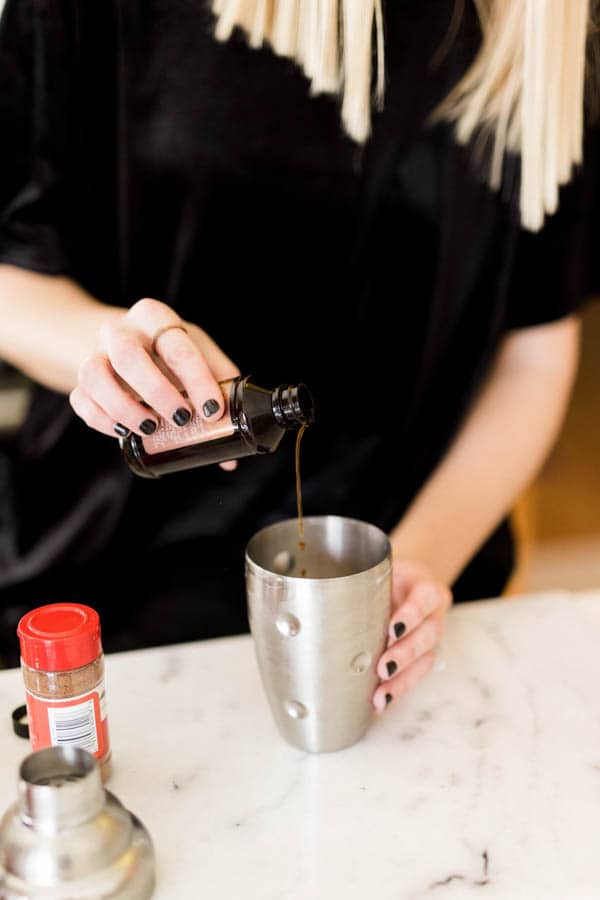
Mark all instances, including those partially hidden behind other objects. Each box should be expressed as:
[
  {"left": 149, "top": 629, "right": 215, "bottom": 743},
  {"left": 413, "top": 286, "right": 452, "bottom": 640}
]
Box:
[{"left": 0, "top": 0, "right": 594, "bottom": 656}]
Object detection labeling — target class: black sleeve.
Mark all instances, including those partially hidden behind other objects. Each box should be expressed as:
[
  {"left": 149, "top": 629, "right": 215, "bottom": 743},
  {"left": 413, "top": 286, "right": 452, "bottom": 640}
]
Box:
[
  {"left": 504, "top": 134, "right": 597, "bottom": 330},
  {"left": 0, "top": 0, "right": 75, "bottom": 275},
  {"left": 587, "top": 127, "right": 600, "bottom": 299}
]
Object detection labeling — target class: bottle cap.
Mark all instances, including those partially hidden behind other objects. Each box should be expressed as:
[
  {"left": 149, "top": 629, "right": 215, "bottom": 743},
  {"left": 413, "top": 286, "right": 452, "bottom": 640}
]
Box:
[
  {"left": 17, "top": 604, "right": 102, "bottom": 672},
  {"left": 273, "top": 383, "right": 315, "bottom": 428}
]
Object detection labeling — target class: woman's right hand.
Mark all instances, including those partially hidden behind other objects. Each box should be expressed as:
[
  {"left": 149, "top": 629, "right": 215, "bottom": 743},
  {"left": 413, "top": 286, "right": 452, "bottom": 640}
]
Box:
[{"left": 69, "top": 297, "right": 240, "bottom": 441}]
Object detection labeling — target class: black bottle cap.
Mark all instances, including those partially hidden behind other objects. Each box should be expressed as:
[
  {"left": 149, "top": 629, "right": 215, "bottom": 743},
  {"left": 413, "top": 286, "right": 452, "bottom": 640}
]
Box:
[{"left": 273, "top": 384, "right": 315, "bottom": 428}]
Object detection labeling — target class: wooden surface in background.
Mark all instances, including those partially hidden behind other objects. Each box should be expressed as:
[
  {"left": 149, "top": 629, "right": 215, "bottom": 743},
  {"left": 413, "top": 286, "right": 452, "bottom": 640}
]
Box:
[{"left": 511, "top": 301, "right": 600, "bottom": 592}]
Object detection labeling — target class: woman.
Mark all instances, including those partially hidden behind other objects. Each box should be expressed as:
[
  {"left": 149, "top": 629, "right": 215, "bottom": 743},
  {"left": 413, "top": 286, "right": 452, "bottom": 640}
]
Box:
[{"left": 0, "top": 0, "right": 594, "bottom": 711}]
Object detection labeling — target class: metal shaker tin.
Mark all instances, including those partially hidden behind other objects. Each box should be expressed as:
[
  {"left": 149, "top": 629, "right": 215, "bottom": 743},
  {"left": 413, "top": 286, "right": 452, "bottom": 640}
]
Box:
[
  {"left": 246, "top": 515, "right": 392, "bottom": 753},
  {"left": 0, "top": 746, "right": 155, "bottom": 899}
]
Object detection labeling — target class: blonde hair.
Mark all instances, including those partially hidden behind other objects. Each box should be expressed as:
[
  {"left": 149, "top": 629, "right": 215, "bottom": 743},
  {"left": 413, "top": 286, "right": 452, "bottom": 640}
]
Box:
[{"left": 212, "top": 0, "right": 593, "bottom": 231}]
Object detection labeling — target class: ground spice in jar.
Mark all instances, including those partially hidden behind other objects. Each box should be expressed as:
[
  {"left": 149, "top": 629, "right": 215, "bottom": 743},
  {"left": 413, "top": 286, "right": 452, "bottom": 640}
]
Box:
[{"left": 17, "top": 604, "right": 112, "bottom": 782}]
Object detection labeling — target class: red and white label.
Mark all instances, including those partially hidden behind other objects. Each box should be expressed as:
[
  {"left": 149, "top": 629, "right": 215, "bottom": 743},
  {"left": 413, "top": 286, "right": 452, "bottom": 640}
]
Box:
[{"left": 25, "top": 681, "right": 110, "bottom": 761}]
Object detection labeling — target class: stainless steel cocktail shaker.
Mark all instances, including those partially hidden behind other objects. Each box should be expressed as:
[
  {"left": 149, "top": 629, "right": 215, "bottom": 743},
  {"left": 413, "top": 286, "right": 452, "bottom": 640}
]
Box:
[
  {"left": 0, "top": 746, "right": 155, "bottom": 899},
  {"left": 246, "top": 516, "right": 392, "bottom": 752}
]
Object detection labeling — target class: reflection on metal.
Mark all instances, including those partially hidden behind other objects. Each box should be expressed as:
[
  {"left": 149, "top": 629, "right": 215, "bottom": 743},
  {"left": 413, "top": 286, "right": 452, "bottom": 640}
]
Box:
[
  {"left": 351, "top": 652, "right": 371, "bottom": 674},
  {"left": 272, "top": 550, "right": 294, "bottom": 574},
  {"left": 284, "top": 700, "right": 308, "bottom": 720},
  {"left": 275, "top": 612, "right": 301, "bottom": 637}
]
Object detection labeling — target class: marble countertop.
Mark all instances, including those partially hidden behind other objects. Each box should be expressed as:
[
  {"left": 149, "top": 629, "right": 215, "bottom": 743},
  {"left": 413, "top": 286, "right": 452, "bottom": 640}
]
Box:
[{"left": 1, "top": 590, "right": 600, "bottom": 899}]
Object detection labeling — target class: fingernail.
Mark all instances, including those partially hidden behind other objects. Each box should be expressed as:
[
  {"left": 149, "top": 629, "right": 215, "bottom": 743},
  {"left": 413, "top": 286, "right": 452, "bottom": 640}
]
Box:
[
  {"left": 203, "top": 398, "right": 220, "bottom": 417},
  {"left": 173, "top": 407, "right": 191, "bottom": 426},
  {"left": 385, "top": 693, "right": 393, "bottom": 706},
  {"left": 393, "top": 622, "right": 406, "bottom": 639},
  {"left": 386, "top": 660, "right": 397, "bottom": 677},
  {"left": 114, "top": 423, "right": 129, "bottom": 437},
  {"left": 140, "top": 419, "right": 157, "bottom": 435}
]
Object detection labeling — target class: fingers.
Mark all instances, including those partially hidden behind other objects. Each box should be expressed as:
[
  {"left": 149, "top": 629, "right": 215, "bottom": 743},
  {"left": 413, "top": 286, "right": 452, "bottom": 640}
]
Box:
[
  {"left": 74, "top": 298, "right": 243, "bottom": 457},
  {"left": 72, "top": 376, "right": 240, "bottom": 476},
  {"left": 388, "top": 580, "right": 452, "bottom": 644},
  {"left": 99, "top": 325, "right": 195, "bottom": 428},
  {"left": 372, "top": 650, "right": 436, "bottom": 714},
  {"left": 69, "top": 386, "right": 130, "bottom": 439},
  {"left": 151, "top": 326, "right": 227, "bottom": 422},
  {"left": 379, "top": 613, "right": 441, "bottom": 680},
  {"left": 78, "top": 353, "right": 161, "bottom": 437},
  {"left": 187, "top": 324, "right": 241, "bottom": 383},
  {"left": 124, "top": 299, "right": 240, "bottom": 423},
  {"left": 372, "top": 561, "right": 453, "bottom": 712}
]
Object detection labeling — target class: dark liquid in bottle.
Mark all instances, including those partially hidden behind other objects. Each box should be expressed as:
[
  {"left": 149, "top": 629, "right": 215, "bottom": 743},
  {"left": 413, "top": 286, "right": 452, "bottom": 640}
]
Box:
[{"left": 295, "top": 424, "right": 308, "bottom": 577}]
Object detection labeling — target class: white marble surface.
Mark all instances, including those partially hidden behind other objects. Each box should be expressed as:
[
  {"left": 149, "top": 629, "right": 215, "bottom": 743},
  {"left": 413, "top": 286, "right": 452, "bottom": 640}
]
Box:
[{"left": 2, "top": 591, "right": 600, "bottom": 899}]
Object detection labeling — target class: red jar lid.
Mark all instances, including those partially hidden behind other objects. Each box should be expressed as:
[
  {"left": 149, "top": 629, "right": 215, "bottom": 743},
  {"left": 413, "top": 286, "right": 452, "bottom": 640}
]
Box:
[{"left": 17, "top": 604, "right": 102, "bottom": 672}]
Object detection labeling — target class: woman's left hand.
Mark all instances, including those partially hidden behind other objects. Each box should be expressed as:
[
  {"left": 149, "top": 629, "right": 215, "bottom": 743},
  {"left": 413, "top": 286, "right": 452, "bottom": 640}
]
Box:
[{"left": 372, "top": 560, "right": 452, "bottom": 713}]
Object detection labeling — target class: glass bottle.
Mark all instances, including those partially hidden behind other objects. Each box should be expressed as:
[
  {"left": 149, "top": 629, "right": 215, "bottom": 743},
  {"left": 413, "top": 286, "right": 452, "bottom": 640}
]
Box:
[{"left": 120, "top": 375, "right": 315, "bottom": 478}]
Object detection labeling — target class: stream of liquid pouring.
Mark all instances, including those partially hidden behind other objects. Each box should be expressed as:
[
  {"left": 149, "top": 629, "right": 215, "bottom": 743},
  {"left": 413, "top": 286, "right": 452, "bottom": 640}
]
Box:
[{"left": 295, "top": 424, "right": 308, "bottom": 575}]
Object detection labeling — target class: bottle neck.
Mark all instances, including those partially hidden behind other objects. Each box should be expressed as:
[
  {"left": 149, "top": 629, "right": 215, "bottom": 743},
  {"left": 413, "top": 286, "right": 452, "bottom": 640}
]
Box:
[{"left": 271, "top": 384, "right": 315, "bottom": 429}]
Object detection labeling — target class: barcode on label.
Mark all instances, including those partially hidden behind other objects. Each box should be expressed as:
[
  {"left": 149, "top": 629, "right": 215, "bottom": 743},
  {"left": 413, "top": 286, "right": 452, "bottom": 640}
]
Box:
[{"left": 48, "top": 699, "right": 98, "bottom": 754}]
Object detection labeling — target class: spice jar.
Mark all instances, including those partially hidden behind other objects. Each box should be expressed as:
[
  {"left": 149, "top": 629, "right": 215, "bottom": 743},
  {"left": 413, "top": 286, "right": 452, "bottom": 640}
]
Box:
[{"left": 17, "top": 603, "right": 112, "bottom": 783}]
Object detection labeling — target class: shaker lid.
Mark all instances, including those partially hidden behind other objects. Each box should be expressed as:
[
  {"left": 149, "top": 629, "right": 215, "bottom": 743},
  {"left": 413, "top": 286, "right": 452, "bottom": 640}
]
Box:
[{"left": 18, "top": 604, "right": 102, "bottom": 672}]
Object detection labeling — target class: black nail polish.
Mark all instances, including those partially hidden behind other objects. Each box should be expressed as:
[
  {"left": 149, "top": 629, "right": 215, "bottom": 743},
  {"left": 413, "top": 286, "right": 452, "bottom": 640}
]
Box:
[
  {"left": 203, "top": 398, "right": 220, "bottom": 417},
  {"left": 173, "top": 407, "right": 191, "bottom": 426},
  {"left": 393, "top": 622, "right": 406, "bottom": 639},
  {"left": 140, "top": 419, "right": 157, "bottom": 435},
  {"left": 386, "top": 661, "right": 398, "bottom": 677},
  {"left": 385, "top": 693, "right": 393, "bottom": 706},
  {"left": 113, "top": 423, "right": 129, "bottom": 437}
]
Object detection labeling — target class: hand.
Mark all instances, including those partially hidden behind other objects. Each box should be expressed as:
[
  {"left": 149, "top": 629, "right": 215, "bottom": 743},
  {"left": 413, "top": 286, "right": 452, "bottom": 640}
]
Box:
[
  {"left": 69, "top": 298, "right": 240, "bottom": 457},
  {"left": 372, "top": 560, "right": 452, "bottom": 713}
]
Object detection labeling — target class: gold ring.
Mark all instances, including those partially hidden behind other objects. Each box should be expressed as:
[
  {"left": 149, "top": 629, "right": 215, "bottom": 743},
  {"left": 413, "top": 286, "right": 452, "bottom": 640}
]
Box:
[{"left": 151, "top": 323, "right": 188, "bottom": 355}]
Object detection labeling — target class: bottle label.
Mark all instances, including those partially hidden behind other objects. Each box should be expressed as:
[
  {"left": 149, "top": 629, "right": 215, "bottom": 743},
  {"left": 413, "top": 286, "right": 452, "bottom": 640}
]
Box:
[
  {"left": 142, "top": 380, "right": 235, "bottom": 455},
  {"left": 25, "top": 680, "right": 110, "bottom": 761}
]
